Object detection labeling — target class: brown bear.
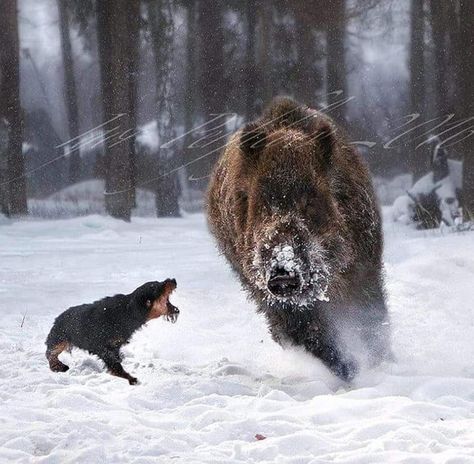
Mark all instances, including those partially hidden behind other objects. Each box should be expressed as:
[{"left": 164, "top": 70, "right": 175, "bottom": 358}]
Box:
[{"left": 207, "top": 97, "right": 390, "bottom": 381}]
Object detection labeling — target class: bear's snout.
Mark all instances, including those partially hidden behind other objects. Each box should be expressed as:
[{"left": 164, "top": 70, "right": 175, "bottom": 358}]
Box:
[
  {"left": 267, "top": 265, "right": 301, "bottom": 297},
  {"left": 257, "top": 239, "right": 330, "bottom": 304},
  {"left": 266, "top": 244, "right": 302, "bottom": 298}
]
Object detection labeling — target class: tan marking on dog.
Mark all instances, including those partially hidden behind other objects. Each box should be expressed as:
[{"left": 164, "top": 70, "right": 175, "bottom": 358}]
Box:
[
  {"left": 48, "top": 341, "right": 70, "bottom": 357},
  {"left": 147, "top": 280, "right": 176, "bottom": 321},
  {"left": 47, "top": 341, "right": 71, "bottom": 371}
]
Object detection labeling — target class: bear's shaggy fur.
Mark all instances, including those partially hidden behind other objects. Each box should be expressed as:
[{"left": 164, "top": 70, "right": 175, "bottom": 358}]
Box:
[{"left": 207, "top": 97, "right": 390, "bottom": 380}]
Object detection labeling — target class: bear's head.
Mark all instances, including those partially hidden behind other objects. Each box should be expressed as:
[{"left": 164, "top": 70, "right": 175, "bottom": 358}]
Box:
[{"left": 232, "top": 98, "right": 349, "bottom": 307}]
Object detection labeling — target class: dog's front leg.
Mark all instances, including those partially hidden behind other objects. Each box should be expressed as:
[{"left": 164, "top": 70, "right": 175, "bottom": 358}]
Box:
[{"left": 99, "top": 348, "right": 138, "bottom": 385}]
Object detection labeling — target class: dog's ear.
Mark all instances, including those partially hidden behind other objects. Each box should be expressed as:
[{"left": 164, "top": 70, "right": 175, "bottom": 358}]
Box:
[{"left": 163, "top": 278, "right": 177, "bottom": 292}]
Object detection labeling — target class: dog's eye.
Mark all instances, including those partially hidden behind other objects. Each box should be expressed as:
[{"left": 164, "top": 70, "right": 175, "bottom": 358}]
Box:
[{"left": 146, "top": 299, "right": 152, "bottom": 308}]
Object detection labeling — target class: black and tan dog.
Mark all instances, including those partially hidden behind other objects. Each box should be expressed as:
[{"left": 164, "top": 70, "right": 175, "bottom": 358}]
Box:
[{"left": 45, "top": 279, "right": 179, "bottom": 385}]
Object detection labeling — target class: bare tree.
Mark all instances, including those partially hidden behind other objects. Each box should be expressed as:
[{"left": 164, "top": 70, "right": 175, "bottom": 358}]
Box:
[
  {"left": 96, "top": 0, "right": 134, "bottom": 220},
  {"left": 292, "top": 1, "right": 324, "bottom": 107},
  {"left": 459, "top": 0, "right": 474, "bottom": 220},
  {"left": 0, "top": 0, "right": 27, "bottom": 215},
  {"left": 326, "top": 0, "right": 347, "bottom": 124},
  {"left": 147, "top": 0, "right": 180, "bottom": 217},
  {"left": 429, "top": 0, "right": 448, "bottom": 118},
  {"left": 127, "top": 0, "right": 141, "bottom": 208},
  {"left": 258, "top": 1, "right": 273, "bottom": 109},
  {"left": 180, "top": 0, "right": 196, "bottom": 203},
  {"left": 0, "top": 119, "right": 9, "bottom": 215},
  {"left": 409, "top": 0, "right": 426, "bottom": 180},
  {"left": 57, "top": 0, "right": 81, "bottom": 184},
  {"left": 245, "top": 0, "right": 258, "bottom": 120},
  {"left": 196, "top": 0, "right": 226, "bottom": 186}
]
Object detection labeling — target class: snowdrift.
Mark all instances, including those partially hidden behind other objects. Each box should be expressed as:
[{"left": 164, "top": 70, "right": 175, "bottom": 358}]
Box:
[{"left": 0, "top": 214, "right": 473, "bottom": 462}]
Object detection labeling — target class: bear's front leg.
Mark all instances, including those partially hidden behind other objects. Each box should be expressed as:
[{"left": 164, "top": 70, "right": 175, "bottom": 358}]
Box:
[
  {"left": 298, "top": 318, "right": 358, "bottom": 381},
  {"left": 357, "top": 295, "right": 393, "bottom": 366},
  {"left": 304, "top": 335, "right": 359, "bottom": 382},
  {"left": 267, "top": 313, "right": 358, "bottom": 382}
]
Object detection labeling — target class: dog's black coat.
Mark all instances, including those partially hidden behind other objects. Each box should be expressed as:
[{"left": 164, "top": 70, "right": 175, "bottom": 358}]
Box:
[{"left": 45, "top": 279, "right": 178, "bottom": 384}]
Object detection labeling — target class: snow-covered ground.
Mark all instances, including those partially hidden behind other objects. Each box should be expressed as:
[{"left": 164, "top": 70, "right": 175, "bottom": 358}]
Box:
[
  {"left": 28, "top": 180, "right": 156, "bottom": 218},
  {"left": 1, "top": 213, "right": 474, "bottom": 463},
  {"left": 28, "top": 180, "right": 204, "bottom": 218}
]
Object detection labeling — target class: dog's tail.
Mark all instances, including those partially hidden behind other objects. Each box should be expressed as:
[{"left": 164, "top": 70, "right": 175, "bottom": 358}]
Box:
[
  {"left": 45, "top": 323, "right": 71, "bottom": 372},
  {"left": 45, "top": 324, "right": 62, "bottom": 354}
]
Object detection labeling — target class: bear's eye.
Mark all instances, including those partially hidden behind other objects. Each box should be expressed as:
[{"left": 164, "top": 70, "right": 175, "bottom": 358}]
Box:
[
  {"left": 236, "top": 191, "right": 248, "bottom": 206},
  {"left": 299, "top": 194, "right": 328, "bottom": 229}
]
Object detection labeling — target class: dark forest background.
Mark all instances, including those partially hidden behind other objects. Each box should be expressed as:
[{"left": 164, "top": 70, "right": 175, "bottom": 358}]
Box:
[{"left": 0, "top": 0, "right": 473, "bottom": 221}]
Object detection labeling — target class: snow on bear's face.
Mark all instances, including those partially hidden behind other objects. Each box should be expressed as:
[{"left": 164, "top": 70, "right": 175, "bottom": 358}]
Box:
[{"left": 236, "top": 128, "right": 347, "bottom": 307}]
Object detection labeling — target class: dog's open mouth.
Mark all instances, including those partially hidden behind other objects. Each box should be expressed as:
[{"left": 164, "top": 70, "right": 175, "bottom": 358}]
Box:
[{"left": 165, "top": 301, "right": 179, "bottom": 323}]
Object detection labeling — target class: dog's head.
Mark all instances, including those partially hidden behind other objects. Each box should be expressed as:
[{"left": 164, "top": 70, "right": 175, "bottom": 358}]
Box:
[{"left": 133, "top": 279, "right": 179, "bottom": 323}]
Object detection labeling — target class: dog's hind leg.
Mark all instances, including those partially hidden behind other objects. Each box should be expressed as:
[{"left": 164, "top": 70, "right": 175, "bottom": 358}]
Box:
[
  {"left": 99, "top": 348, "right": 138, "bottom": 385},
  {"left": 46, "top": 341, "right": 70, "bottom": 372}
]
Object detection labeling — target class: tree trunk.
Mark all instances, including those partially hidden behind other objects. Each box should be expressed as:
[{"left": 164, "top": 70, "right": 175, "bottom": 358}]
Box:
[
  {"left": 245, "top": 0, "right": 257, "bottom": 120},
  {"left": 429, "top": 0, "right": 448, "bottom": 118},
  {"left": 0, "top": 0, "right": 27, "bottom": 215},
  {"left": 445, "top": 1, "right": 461, "bottom": 115},
  {"left": 326, "top": 0, "right": 347, "bottom": 125},
  {"left": 96, "top": 0, "right": 133, "bottom": 221},
  {"left": 459, "top": 0, "right": 474, "bottom": 221},
  {"left": 0, "top": 119, "right": 9, "bottom": 215},
  {"left": 126, "top": 0, "right": 140, "bottom": 208},
  {"left": 57, "top": 0, "right": 81, "bottom": 184},
  {"left": 147, "top": 0, "right": 181, "bottom": 217},
  {"left": 196, "top": 0, "right": 226, "bottom": 187},
  {"left": 409, "top": 0, "right": 426, "bottom": 180},
  {"left": 198, "top": 0, "right": 226, "bottom": 118},
  {"left": 295, "top": 8, "right": 323, "bottom": 108},
  {"left": 180, "top": 0, "right": 196, "bottom": 203},
  {"left": 258, "top": 1, "right": 272, "bottom": 110}
]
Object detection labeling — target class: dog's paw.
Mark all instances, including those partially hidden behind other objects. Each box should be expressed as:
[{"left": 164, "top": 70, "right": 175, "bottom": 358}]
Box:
[
  {"left": 50, "top": 363, "right": 69, "bottom": 373},
  {"left": 128, "top": 377, "right": 139, "bottom": 385}
]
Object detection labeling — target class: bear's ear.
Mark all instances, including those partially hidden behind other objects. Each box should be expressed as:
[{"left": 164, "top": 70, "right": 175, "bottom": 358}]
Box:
[
  {"left": 240, "top": 122, "right": 266, "bottom": 158},
  {"left": 309, "top": 115, "right": 337, "bottom": 168}
]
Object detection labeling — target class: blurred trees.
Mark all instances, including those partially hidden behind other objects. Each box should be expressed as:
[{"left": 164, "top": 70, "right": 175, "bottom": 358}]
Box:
[
  {"left": 96, "top": 0, "right": 137, "bottom": 220},
  {"left": 195, "top": 0, "right": 226, "bottom": 186},
  {"left": 57, "top": 0, "right": 81, "bottom": 184},
  {"left": 326, "top": 0, "right": 347, "bottom": 124},
  {"left": 146, "top": 0, "right": 181, "bottom": 216},
  {"left": 406, "top": 0, "right": 473, "bottom": 219},
  {"left": 258, "top": 1, "right": 273, "bottom": 108},
  {"left": 126, "top": 0, "right": 141, "bottom": 210},
  {"left": 5, "top": 0, "right": 473, "bottom": 221},
  {"left": 0, "top": 0, "right": 27, "bottom": 215},
  {"left": 409, "top": 0, "right": 426, "bottom": 180},
  {"left": 458, "top": 0, "right": 474, "bottom": 220},
  {"left": 429, "top": 0, "right": 449, "bottom": 118},
  {"left": 181, "top": 0, "right": 197, "bottom": 203},
  {"left": 244, "top": 0, "right": 258, "bottom": 120}
]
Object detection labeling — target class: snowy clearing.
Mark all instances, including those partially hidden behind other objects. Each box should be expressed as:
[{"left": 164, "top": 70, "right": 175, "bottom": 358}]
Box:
[{"left": 1, "top": 213, "right": 474, "bottom": 463}]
